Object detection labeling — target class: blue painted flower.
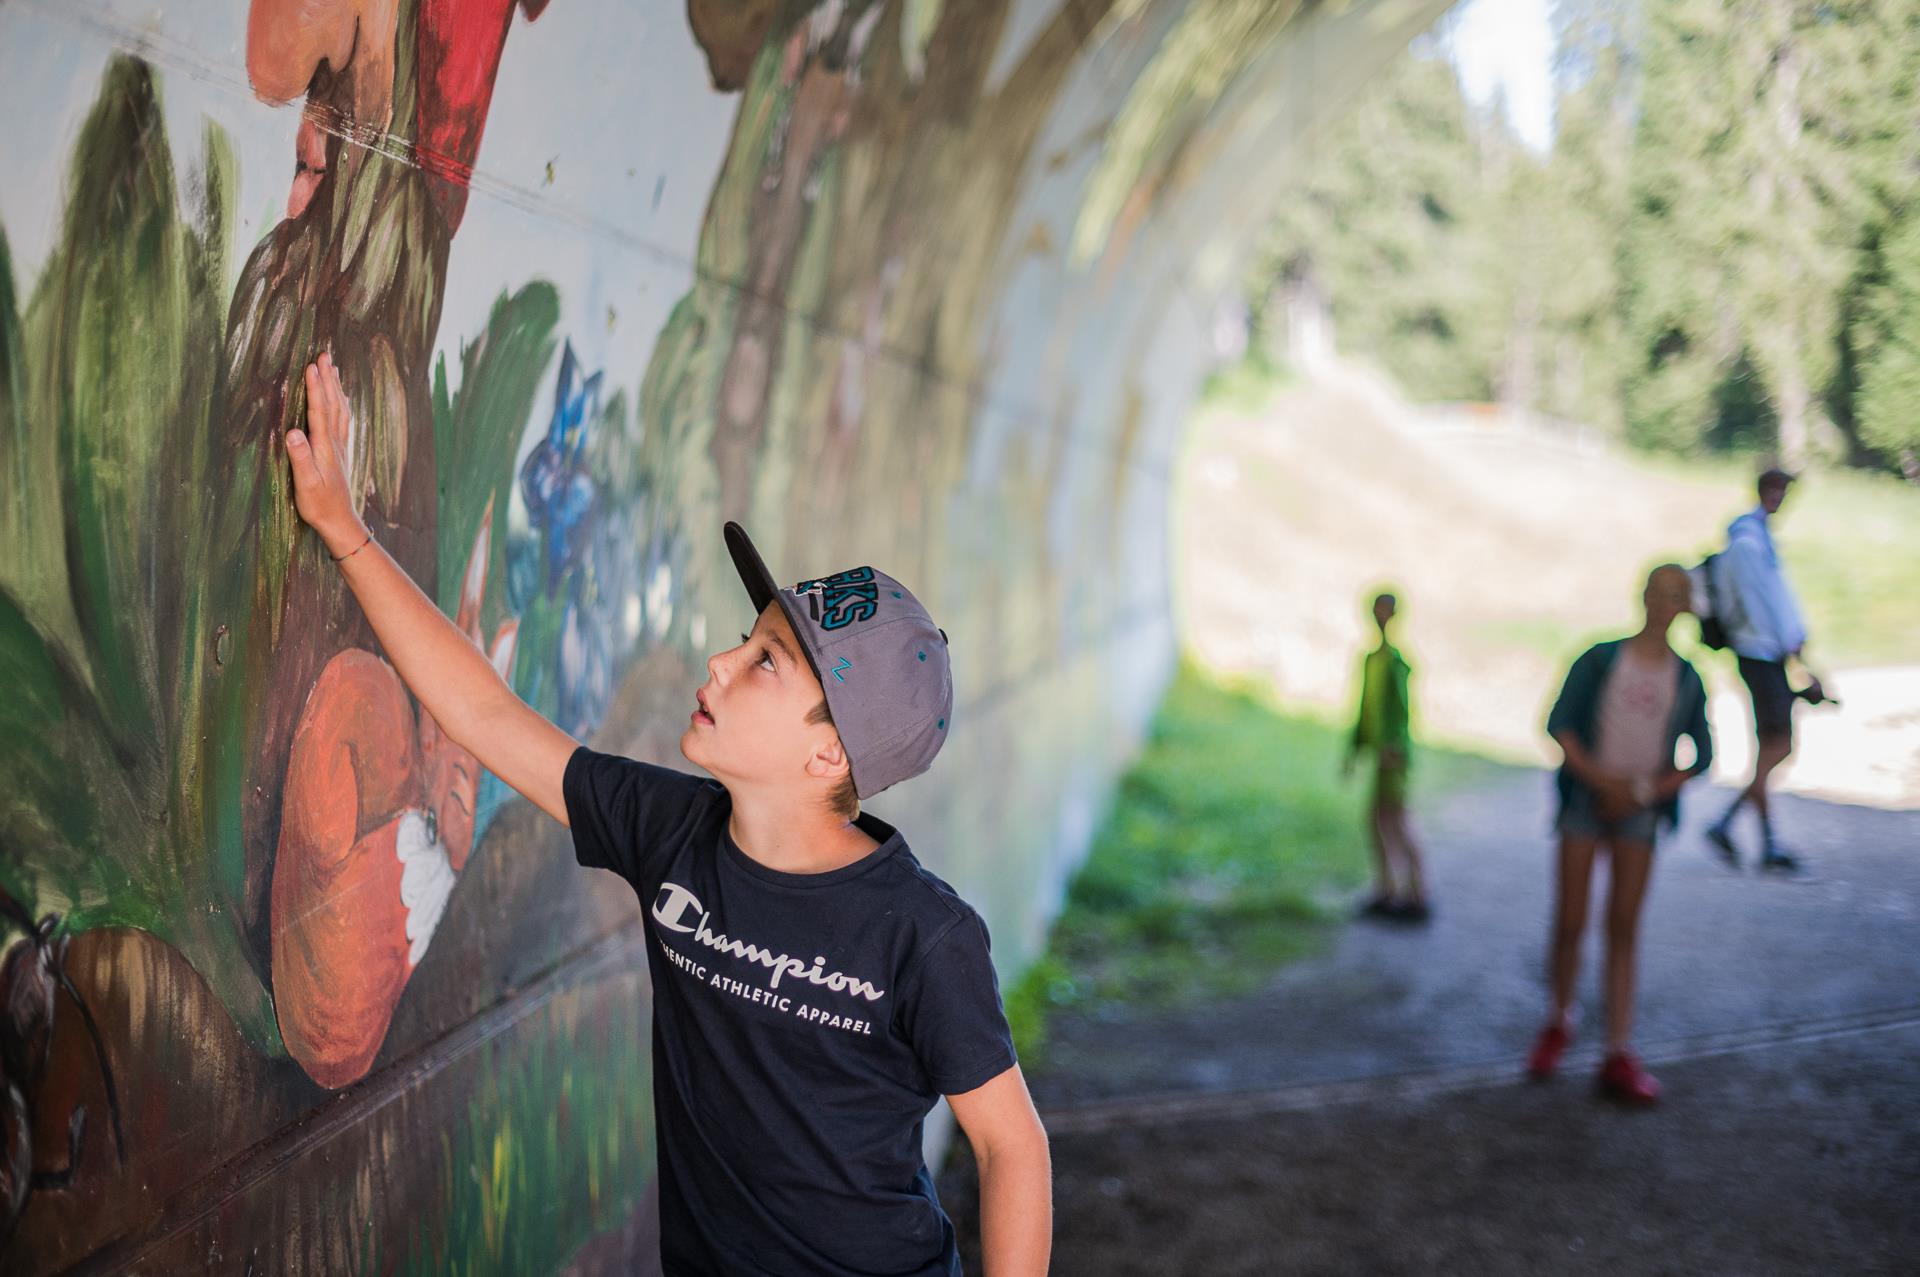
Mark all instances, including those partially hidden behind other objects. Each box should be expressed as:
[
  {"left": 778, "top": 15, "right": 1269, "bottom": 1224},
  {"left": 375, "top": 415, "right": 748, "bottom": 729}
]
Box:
[{"left": 518, "top": 341, "right": 603, "bottom": 595}]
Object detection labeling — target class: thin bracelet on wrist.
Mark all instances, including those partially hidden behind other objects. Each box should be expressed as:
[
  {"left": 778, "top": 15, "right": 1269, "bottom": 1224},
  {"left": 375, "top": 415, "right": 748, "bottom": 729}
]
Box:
[{"left": 331, "top": 530, "right": 373, "bottom": 563}]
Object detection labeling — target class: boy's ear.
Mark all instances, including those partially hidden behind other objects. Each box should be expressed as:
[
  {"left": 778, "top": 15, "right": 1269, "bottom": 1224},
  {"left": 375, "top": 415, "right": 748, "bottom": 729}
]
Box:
[{"left": 805, "top": 733, "right": 853, "bottom": 782}]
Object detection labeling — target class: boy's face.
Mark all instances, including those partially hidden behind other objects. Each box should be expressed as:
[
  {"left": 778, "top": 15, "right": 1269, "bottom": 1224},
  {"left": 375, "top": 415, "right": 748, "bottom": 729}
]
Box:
[
  {"left": 683, "top": 602, "right": 846, "bottom": 794},
  {"left": 1643, "top": 565, "right": 1693, "bottom": 633}
]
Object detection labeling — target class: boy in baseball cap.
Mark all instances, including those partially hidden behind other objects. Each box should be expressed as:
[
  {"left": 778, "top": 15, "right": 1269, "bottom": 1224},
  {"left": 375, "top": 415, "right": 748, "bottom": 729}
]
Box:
[{"left": 286, "top": 356, "right": 1051, "bottom": 1275}]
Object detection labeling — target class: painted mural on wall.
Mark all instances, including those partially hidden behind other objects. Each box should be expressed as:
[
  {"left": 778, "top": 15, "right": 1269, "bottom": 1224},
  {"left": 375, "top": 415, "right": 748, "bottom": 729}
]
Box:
[{"left": 0, "top": 0, "right": 1442, "bottom": 1268}]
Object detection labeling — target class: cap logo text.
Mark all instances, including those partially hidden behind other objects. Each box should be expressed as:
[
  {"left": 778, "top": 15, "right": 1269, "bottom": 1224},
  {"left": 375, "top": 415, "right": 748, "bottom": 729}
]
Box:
[{"left": 793, "top": 567, "right": 880, "bottom": 631}]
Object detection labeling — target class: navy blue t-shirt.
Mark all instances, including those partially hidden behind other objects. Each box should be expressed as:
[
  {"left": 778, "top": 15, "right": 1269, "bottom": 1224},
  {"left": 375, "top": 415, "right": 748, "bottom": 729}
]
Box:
[{"left": 563, "top": 747, "right": 1018, "bottom": 1277}]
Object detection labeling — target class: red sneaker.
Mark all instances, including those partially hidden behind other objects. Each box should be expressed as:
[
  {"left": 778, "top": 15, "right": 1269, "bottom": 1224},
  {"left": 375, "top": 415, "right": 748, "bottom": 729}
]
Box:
[
  {"left": 1597, "top": 1051, "right": 1662, "bottom": 1105},
  {"left": 1527, "top": 1022, "right": 1571, "bottom": 1079}
]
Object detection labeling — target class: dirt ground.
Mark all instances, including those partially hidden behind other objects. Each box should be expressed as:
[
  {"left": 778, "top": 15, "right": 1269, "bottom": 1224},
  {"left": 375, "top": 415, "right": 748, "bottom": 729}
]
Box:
[
  {"left": 937, "top": 775, "right": 1920, "bottom": 1274},
  {"left": 944, "top": 1022, "right": 1920, "bottom": 1276}
]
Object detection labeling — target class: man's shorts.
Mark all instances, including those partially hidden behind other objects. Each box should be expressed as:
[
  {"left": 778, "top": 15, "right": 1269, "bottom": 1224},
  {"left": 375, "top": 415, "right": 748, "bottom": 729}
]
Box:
[
  {"left": 1556, "top": 782, "right": 1659, "bottom": 847},
  {"left": 1738, "top": 657, "right": 1796, "bottom": 739}
]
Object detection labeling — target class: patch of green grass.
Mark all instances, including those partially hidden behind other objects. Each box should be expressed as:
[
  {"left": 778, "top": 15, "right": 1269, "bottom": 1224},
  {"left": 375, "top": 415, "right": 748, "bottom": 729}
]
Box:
[
  {"left": 1006, "top": 660, "right": 1516, "bottom": 1065},
  {"left": 1197, "top": 353, "right": 1291, "bottom": 416}
]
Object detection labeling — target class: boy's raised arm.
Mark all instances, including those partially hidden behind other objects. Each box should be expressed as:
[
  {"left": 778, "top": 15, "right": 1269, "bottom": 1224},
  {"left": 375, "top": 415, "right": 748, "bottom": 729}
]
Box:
[{"left": 286, "top": 355, "right": 578, "bottom": 826}]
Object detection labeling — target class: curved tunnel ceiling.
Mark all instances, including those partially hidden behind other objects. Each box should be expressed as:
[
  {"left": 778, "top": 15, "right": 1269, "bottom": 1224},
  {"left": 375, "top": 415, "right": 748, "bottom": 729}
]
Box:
[{"left": 0, "top": 0, "right": 1449, "bottom": 1266}]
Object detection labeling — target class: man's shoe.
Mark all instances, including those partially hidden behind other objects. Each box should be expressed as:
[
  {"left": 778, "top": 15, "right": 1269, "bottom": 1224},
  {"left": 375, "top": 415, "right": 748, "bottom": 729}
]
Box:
[
  {"left": 1706, "top": 824, "right": 1739, "bottom": 866},
  {"left": 1527, "top": 1023, "right": 1571, "bottom": 1080},
  {"left": 1358, "top": 894, "right": 1396, "bottom": 919},
  {"left": 1760, "top": 848, "right": 1802, "bottom": 874},
  {"left": 1597, "top": 1051, "right": 1661, "bottom": 1105}
]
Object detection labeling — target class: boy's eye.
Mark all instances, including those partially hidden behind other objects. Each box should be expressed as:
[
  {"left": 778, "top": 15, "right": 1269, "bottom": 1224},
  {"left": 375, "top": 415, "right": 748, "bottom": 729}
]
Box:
[{"left": 742, "top": 634, "right": 774, "bottom": 671}]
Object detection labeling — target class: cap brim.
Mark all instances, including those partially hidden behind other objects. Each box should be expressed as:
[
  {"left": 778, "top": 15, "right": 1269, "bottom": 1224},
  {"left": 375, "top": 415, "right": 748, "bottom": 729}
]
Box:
[
  {"left": 725, "top": 521, "right": 779, "bottom": 615},
  {"left": 724, "top": 521, "right": 826, "bottom": 689}
]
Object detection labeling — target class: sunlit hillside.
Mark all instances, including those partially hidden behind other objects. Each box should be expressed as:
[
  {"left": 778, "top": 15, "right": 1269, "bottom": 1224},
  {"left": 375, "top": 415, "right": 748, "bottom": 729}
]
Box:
[{"left": 1176, "top": 363, "right": 1920, "bottom": 809}]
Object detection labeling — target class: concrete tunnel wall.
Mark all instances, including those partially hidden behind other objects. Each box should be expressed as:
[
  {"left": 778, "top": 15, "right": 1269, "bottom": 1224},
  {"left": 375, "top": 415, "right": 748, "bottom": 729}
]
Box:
[{"left": 0, "top": 0, "right": 1446, "bottom": 1268}]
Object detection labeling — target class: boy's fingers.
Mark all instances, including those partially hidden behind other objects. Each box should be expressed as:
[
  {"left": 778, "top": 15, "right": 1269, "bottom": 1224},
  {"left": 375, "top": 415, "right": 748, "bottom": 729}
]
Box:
[
  {"left": 300, "top": 353, "right": 352, "bottom": 463},
  {"left": 286, "top": 428, "right": 322, "bottom": 489},
  {"left": 321, "top": 359, "right": 342, "bottom": 432},
  {"left": 317, "top": 357, "right": 343, "bottom": 435},
  {"left": 329, "top": 360, "right": 350, "bottom": 429},
  {"left": 304, "top": 363, "right": 332, "bottom": 447}
]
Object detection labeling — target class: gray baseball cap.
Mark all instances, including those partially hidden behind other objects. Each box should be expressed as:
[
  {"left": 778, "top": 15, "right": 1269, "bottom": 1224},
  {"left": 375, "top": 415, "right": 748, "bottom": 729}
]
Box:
[{"left": 725, "top": 522, "right": 953, "bottom": 800}]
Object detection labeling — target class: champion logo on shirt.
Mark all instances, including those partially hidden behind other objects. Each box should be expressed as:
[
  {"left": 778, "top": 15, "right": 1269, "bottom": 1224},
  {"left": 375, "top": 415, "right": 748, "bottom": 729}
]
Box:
[{"left": 652, "top": 881, "right": 887, "bottom": 1002}]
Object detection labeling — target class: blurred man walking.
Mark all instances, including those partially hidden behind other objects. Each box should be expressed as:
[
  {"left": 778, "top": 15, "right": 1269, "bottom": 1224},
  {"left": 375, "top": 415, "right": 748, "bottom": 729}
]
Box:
[{"left": 1706, "top": 468, "right": 1828, "bottom": 873}]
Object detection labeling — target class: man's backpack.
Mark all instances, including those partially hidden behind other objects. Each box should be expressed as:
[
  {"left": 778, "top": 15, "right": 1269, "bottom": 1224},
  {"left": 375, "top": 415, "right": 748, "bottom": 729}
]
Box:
[{"left": 1689, "top": 553, "right": 1735, "bottom": 650}]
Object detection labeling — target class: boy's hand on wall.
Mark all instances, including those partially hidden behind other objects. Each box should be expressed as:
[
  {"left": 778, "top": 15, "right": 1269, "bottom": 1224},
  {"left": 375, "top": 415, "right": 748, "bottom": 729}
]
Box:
[{"left": 287, "top": 353, "right": 370, "bottom": 557}]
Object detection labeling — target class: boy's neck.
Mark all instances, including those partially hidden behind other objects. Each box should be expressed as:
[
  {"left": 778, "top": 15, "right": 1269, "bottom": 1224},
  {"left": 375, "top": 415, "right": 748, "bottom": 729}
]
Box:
[
  {"left": 1626, "top": 625, "right": 1672, "bottom": 657},
  {"left": 726, "top": 791, "right": 883, "bottom": 876}
]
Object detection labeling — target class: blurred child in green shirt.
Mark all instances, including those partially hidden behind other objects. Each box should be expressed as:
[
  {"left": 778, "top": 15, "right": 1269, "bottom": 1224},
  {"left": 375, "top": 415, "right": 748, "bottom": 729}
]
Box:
[{"left": 1344, "top": 591, "right": 1431, "bottom": 923}]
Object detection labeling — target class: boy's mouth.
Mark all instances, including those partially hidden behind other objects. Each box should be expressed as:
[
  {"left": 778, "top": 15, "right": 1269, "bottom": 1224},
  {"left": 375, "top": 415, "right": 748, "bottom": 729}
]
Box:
[{"left": 692, "top": 689, "right": 716, "bottom": 726}]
